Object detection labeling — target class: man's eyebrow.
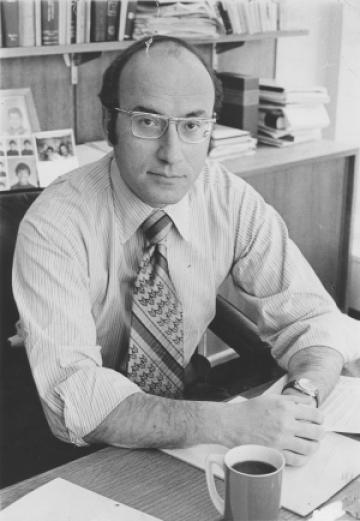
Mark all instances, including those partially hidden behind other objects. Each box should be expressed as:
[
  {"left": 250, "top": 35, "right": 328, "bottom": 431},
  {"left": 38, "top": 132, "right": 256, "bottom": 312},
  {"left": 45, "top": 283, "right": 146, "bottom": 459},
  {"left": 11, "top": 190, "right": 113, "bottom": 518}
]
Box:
[{"left": 132, "top": 106, "right": 209, "bottom": 118}]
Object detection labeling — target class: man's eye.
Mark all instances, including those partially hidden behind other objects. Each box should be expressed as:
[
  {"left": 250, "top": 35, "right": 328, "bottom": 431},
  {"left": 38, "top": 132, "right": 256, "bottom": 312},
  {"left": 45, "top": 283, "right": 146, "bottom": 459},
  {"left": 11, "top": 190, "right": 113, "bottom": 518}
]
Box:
[
  {"left": 184, "top": 120, "right": 201, "bottom": 131},
  {"left": 138, "top": 116, "right": 160, "bottom": 127}
]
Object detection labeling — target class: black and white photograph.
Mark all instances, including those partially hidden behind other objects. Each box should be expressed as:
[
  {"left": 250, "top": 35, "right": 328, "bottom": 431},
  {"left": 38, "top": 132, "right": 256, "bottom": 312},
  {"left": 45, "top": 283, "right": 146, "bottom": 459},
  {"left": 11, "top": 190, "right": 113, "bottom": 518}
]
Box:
[
  {"left": 34, "top": 129, "right": 78, "bottom": 187},
  {"left": 0, "top": 1, "right": 359, "bottom": 520},
  {"left": 0, "top": 88, "right": 40, "bottom": 137},
  {"left": 7, "top": 157, "right": 39, "bottom": 191}
]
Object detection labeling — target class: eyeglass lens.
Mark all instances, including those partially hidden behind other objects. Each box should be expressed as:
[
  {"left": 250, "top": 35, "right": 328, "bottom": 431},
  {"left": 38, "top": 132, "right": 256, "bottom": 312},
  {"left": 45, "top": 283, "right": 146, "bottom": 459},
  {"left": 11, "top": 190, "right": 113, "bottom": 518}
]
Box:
[{"left": 131, "top": 113, "right": 212, "bottom": 143}]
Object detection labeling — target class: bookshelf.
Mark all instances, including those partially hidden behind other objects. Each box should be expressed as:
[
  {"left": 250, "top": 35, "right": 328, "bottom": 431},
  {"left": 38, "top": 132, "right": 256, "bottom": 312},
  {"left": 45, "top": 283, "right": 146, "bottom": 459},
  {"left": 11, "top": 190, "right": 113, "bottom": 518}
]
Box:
[{"left": 0, "top": 30, "right": 307, "bottom": 59}]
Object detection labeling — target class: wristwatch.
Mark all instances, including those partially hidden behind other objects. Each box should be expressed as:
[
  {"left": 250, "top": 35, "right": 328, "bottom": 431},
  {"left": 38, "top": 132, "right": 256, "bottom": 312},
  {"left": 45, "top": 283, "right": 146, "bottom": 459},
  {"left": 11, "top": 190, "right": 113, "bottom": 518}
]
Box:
[{"left": 282, "top": 378, "right": 320, "bottom": 407}]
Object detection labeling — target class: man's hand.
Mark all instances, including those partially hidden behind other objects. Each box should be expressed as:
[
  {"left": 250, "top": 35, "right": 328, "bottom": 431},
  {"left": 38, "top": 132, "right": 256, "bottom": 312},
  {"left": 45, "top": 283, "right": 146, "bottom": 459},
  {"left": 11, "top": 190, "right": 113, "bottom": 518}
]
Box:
[{"left": 219, "top": 394, "right": 325, "bottom": 466}]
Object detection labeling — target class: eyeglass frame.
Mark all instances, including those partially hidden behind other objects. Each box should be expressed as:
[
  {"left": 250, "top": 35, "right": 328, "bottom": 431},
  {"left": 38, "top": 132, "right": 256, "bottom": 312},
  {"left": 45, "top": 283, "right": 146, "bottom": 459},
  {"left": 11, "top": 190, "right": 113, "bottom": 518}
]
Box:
[{"left": 113, "top": 107, "right": 216, "bottom": 143}]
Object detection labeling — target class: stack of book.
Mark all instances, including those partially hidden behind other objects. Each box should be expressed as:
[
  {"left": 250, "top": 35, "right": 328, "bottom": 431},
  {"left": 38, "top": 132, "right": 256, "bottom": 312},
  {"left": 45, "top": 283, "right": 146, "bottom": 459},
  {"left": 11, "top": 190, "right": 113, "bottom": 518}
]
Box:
[
  {"left": 132, "top": 1, "right": 220, "bottom": 40},
  {"left": 213, "top": 0, "right": 304, "bottom": 36},
  {"left": 209, "top": 124, "right": 257, "bottom": 160},
  {"left": 257, "top": 79, "right": 330, "bottom": 147}
]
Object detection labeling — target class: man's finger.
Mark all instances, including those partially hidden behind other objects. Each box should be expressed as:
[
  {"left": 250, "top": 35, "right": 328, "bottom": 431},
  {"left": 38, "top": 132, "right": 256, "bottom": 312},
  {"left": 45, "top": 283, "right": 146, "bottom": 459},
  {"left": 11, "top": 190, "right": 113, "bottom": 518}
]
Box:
[
  {"left": 294, "top": 404, "right": 324, "bottom": 424},
  {"left": 295, "top": 421, "right": 325, "bottom": 442},
  {"left": 282, "top": 449, "right": 310, "bottom": 467}
]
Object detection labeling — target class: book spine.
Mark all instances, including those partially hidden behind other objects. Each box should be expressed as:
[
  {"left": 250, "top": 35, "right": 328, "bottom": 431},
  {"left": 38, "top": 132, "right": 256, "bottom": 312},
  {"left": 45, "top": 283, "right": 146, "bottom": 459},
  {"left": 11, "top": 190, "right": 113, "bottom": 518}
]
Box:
[
  {"left": 41, "top": 0, "right": 60, "bottom": 45},
  {"left": 2, "top": 0, "right": 20, "bottom": 47},
  {"left": 258, "top": 110, "right": 286, "bottom": 129},
  {"left": 70, "top": 0, "right": 77, "bottom": 43},
  {"left": 123, "top": 0, "right": 137, "bottom": 40},
  {"left": 19, "top": 0, "right": 35, "bottom": 47},
  {"left": 84, "top": 0, "right": 91, "bottom": 42},
  {"left": 106, "top": 0, "right": 119, "bottom": 40},
  {"left": 216, "top": 1, "right": 232, "bottom": 35},
  {"left": 34, "top": 0, "right": 42, "bottom": 45},
  {"left": 0, "top": 5, "right": 2, "bottom": 47},
  {"left": 90, "top": 0, "right": 108, "bottom": 42},
  {"left": 118, "top": 0, "right": 127, "bottom": 41}
]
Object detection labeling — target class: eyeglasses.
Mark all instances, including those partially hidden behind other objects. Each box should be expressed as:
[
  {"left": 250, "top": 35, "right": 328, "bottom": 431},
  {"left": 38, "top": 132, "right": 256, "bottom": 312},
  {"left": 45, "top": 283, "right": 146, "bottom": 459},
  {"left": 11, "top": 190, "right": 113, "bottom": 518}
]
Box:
[{"left": 113, "top": 108, "right": 216, "bottom": 144}]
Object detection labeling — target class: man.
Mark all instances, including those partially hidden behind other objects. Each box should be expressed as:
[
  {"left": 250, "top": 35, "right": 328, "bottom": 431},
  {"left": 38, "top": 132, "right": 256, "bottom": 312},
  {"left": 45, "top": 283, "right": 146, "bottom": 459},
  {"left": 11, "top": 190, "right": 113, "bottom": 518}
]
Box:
[
  {"left": 13, "top": 36, "right": 354, "bottom": 467},
  {"left": 7, "top": 139, "right": 19, "bottom": 156},
  {"left": 21, "top": 139, "right": 34, "bottom": 156},
  {"left": 11, "top": 162, "right": 36, "bottom": 190}
]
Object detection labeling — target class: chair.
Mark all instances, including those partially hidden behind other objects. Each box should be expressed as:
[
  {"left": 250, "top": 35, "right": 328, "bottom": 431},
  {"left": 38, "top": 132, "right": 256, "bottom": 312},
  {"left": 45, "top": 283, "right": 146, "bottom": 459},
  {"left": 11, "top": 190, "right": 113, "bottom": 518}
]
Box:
[{"left": 0, "top": 189, "right": 274, "bottom": 488}]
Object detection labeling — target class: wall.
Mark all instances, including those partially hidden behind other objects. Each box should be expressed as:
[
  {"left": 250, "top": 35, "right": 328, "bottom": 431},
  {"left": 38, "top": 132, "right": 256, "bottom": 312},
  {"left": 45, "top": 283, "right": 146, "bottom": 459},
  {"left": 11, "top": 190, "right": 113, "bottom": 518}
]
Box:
[
  {"left": 275, "top": 0, "right": 360, "bottom": 311},
  {"left": 335, "top": 0, "right": 360, "bottom": 311}
]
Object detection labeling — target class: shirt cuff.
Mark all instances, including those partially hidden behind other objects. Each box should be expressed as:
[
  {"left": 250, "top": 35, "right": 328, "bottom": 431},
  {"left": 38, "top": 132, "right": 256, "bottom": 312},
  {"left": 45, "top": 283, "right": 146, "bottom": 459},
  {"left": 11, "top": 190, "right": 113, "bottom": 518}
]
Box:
[{"left": 55, "top": 367, "right": 142, "bottom": 446}]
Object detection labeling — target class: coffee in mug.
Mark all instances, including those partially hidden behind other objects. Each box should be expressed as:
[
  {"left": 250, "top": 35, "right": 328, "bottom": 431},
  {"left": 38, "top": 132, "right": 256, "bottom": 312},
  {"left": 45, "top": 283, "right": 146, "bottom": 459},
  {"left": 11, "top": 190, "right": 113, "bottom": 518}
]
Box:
[{"left": 205, "top": 445, "right": 285, "bottom": 521}]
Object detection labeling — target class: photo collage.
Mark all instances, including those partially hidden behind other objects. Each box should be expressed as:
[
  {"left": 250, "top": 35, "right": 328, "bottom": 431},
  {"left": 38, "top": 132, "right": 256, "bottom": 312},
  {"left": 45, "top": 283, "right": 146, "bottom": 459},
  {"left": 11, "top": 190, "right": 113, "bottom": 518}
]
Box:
[{"left": 0, "top": 89, "right": 78, "bottom": 191}]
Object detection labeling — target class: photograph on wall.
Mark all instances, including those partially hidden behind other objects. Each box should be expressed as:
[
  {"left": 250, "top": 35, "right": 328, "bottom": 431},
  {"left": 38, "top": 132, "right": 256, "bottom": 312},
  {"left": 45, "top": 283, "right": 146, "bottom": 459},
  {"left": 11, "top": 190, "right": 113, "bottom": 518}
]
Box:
[
  {"left": 0, "top": 88, "right": 40, "bottom": 137},
  {"left": 7, "top": 156, "right": 39, "bottom": 191},
  {"left": 34, "top": 129, "right": 78, "bottom": 187}
]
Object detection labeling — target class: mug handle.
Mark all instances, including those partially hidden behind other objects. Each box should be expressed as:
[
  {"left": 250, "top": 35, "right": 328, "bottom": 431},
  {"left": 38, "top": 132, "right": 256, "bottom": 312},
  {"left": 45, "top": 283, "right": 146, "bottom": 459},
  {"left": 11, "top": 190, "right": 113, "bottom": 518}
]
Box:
[{"left": 205, "top": 454, "right": 225, "bottom": 515}]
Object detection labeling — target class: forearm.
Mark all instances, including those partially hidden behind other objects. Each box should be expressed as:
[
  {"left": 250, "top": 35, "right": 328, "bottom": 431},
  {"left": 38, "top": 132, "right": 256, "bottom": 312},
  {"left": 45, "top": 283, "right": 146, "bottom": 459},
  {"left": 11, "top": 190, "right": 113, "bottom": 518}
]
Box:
[
  {"left": 84, "top": 392, "right": 224, "bottom": 449},
  {"left": 286, "top": 345, "right": 344, "bottom": 403},
  {"left": 84, "top": 390, "right": 325, "bottom": 467}
]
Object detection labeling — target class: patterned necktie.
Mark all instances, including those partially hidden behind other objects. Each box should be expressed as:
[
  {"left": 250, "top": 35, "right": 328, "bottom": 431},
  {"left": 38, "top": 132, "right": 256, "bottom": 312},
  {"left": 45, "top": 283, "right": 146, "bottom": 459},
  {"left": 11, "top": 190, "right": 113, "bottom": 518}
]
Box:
[{"left": 127, "top": 210, "right": 185, "bottom": 398}]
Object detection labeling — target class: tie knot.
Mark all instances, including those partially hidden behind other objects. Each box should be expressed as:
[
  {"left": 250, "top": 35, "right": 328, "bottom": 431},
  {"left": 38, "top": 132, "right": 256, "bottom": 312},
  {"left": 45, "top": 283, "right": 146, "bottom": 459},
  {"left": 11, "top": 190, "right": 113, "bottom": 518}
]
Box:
[{"left": 142, "top": 210, "right": 172, "bottom": 245}]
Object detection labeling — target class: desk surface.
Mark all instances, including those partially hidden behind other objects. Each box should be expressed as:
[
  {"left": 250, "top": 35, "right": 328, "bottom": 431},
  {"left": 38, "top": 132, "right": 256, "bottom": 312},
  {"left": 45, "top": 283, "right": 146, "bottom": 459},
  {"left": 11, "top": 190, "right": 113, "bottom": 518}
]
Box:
[{"left": 1, "top": 444, "right": 359, "bottom": 520}]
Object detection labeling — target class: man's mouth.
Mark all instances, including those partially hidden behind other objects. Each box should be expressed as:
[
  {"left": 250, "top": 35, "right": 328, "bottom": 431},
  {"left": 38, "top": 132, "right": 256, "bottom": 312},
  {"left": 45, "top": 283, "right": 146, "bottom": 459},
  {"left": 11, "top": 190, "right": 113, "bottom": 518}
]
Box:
[{"left": 148, "top": 171, "right": 184, "bottom": 179}]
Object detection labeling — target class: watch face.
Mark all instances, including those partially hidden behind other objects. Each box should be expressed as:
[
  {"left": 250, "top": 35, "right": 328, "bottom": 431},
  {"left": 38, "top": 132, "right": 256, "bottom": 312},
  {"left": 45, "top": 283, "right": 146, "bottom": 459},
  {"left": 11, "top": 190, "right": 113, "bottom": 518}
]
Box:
[{"left": 297, "top": 378, "right": 318, "bottom": 396}]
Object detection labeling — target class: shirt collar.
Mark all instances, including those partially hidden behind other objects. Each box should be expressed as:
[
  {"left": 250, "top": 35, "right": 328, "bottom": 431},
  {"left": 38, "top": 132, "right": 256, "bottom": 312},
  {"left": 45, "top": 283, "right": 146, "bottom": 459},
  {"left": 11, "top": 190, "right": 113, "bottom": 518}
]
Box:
[{"left": 110, "top": 155, "right": 190, "bottom": 244}]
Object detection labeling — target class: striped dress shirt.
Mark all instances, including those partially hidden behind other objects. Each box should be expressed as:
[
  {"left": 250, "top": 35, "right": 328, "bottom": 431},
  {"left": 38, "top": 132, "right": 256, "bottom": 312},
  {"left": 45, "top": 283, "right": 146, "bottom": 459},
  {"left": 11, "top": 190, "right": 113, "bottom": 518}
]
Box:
[{"left": 13, "top": 152, "right": 352, "bottom": 446}]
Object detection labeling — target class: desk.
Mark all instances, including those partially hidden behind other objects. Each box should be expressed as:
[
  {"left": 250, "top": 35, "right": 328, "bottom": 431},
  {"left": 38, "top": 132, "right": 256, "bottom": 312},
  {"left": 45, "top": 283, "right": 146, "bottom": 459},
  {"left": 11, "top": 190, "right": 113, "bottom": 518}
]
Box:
[{"left": 1, "top": 444, "right": 359, "bottom": 520}]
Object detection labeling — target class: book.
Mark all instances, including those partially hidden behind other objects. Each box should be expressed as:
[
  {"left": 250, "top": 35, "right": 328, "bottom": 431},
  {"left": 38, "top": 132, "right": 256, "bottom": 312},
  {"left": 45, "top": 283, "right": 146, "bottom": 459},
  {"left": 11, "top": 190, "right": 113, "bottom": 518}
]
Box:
[
  {"left": 258, "top": 127, "right": 322, "bottom": 147},
  {"left": 19, "top": 0, "right": 36, "bottom": 46},
  {"left": 2, "top": 0, "right": 20, "bottom": 47},
  {"left": 90, "top": 0, "right": 108, "bottom": 42},
  {"left": 41, "top": 0, "right": 60, "bottom": 45},
  {"left": 218, "top": 72, "right": 259, "bottom": 136},
  {"left": 118, "top": 0, "right": 128, "bottom": 40},
  {"left": 258, "top": 108, "right": 286, "bottom": 129},
  {"left": 124, "top": 0, "right": 137, "bottom": 40},
  {"left": 34, "top": 0, "right": 42, "bottom": 45},
  {"left": 216, "top": 0, "right": 233, "bottom": 34},
  {"left": 70, "top": 0, "right": 77, "bottom": 43},
  {"left": 259, "top": 78, "right": 330, "bottom": 105},
  {"left": 260, "top": 103, "right": 330, "bottom": 131},
  {"left": 106, "top": 0, "right": 120, "bottom": 40}
]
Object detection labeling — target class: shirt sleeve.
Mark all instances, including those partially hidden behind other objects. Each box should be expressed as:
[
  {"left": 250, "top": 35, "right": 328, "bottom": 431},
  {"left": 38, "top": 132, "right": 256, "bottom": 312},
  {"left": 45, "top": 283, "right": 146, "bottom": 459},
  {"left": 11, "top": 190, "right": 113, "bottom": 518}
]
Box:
[
  {"left": 229, "top": 177, "right": 354, "bottom": 367},
  {"left": 12, "top": 206, "right": 141, "bottom": 446}
]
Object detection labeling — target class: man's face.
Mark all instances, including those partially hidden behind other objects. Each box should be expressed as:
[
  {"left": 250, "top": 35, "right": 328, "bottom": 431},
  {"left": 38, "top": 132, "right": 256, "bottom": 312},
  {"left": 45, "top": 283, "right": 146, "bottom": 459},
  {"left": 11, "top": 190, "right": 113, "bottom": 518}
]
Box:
[
  {"left": 9, "top": 111, "right": 22, "bottom": 131},
  {"left": 17, "top": 168, "right": 30, "bottom": 184},
  {"left": 112, "top": 44, "right": 215, "bottom": 208}
]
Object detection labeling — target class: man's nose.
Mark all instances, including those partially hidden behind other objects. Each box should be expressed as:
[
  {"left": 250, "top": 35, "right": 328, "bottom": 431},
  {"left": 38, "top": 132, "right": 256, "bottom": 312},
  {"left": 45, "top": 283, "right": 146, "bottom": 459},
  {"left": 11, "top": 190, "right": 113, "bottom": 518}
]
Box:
[{"left": 156, "top": 121, "right": 183, "bottom": 163}]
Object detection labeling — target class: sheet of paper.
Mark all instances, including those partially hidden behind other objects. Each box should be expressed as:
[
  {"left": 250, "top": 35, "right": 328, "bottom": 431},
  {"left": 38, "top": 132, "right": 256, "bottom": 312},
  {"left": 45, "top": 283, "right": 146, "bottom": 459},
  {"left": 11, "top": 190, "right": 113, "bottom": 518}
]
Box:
[
  {"left": 164, "top": 433, "right": 360, "bottom": 517},
  {"left": 264, "top": 375, "right": 360, "bottom": 433},
  {"left": 164, "top": 390, "right": 360, "bottom": 517},
  {"left": 0, "top": 478, "right": 161, "bottom": 521}
]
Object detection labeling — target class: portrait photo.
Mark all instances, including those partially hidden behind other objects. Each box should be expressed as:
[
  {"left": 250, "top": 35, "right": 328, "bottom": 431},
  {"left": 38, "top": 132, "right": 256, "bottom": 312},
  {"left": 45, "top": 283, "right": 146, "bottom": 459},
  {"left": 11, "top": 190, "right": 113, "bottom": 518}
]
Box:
[
  {"left": 6, "top": 138, "right": 20, "bottom": 156},
  {"left": 21, "top": 137, "right": 35, "bottom": 156},
  {"left": 7, "top": 156, "right": 39, "bottom": 191},
  {"left": 0, "top": 88, "right": 40, "bottom": 137}
]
